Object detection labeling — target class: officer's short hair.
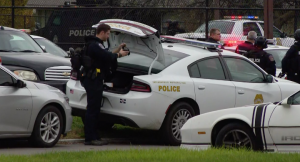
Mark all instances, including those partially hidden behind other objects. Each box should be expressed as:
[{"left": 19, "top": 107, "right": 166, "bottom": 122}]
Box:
[
  {"left": 209, "top": 28, "right": 220, "bottom": 36},
  {"left": 96, "top": 24, "right": 111, "bottom": 34},
  {"left": 247, "top": 31, "right": 257, "bottom": 40}
]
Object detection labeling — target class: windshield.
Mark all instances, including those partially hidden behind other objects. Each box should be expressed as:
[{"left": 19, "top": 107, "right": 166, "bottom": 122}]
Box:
[
  {"left": 34, "top": 38, "right": 68, "bottom": 57},
  {"left": 0, "top": 30, "right": 44, "bottom": 53},
  {"left": 195, "top": 21, "right": 235, "bottom": 34},
  {"left": 117, "top": 49, "right": 189, "bottom": 74},
  {"left": 265, "top": 49, "right": 287, "bottom": 68},
  {"left": 259, "top": 23, "right": 283, "bottom": 37}
]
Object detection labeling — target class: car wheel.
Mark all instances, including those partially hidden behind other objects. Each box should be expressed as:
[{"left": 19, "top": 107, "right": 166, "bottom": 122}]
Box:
[
  {"left": 81, "top": 116, "right": 114, "bottom": 131},
  {"left": 30, "top": 105, "right": 63, "bottom": 147},
  {"left": 162, "top": 102, "right": 195, "bottom": 146},
  {"left": 215, "top": 123, "right": 258, "bottom": 150}
]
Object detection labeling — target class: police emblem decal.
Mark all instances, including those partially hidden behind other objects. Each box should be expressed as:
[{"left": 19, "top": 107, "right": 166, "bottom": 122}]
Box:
[
  {"left": 254, "top": 94, "right": 264, "bottom": 104},
  {"left": 98, "top": 43, "right": 105, "bottom": 49}
]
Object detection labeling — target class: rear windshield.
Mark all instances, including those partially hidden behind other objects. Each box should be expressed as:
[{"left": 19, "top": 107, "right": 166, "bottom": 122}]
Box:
[
  {"left": 117, "top": 49, "right": 189, "bottom": 74},
  {"left": 195, "top": 21, "right": 235, "bottom": 34}
]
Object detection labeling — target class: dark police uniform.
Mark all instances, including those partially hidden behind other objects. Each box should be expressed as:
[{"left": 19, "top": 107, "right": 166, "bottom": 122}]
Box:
[
  {"left": 206, "top": 37, "right": 224, "bottom": 49},
  {"left": 235, "top": 41, "right": 256, "bottom": 55},
  {"left": 81, "top": 36, "right": 119, "bottom": 144},
  {"left": 282, "top": 41, "right": 300, "bottom": 83},
  {"left": 244, "top": 50, "right": 276, "bottom": 76}
]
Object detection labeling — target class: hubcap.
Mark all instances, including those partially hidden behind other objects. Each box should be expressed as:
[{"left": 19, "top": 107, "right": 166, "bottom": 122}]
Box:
[
  {"left": 40, "top": 112, "right": 60, "bottom": 143},
  {"left": 171, "top": 109, "right": 192, "bottom": 140},
  {"left": 222, "top": 130, "right": 252, "bottom": 149}
]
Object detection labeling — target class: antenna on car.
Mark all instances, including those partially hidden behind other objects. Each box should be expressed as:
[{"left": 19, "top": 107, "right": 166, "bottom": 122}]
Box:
[{"left": 160, "top": 35, "right": 221, "bottom": 49}]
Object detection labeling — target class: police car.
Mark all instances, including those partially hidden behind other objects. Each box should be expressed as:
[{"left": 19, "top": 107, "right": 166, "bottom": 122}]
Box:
[
  {"left": 225, "top": 43, "right": 289, "bottom": 78},
  {"left": 175, "top": 16, "right": 294, "bottom": 47},
  {"left": 66, "top": 19, "right": 300, "bottom": 146},
  {"left": 181, "top": 90, "right": 300, "bottom": 152}
]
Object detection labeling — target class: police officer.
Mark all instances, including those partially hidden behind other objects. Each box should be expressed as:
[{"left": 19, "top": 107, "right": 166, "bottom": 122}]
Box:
[
  {"left": 282, "top": 29, "right": 300, "bottom": 83},
  {"left": 244, "top": 36, "right": 276, "bottom": 76},
  {"left": 235, "top": 31, "right": 257, "bottom": 55},
  {"left": 166, "top": 20, "right": 185, "bottom": 36},
  {"left": 206, "top": 28, "right": 224, "bottom": 49},
  {"left": 82, "top": 23, "right": 129, "bottom": 146}
]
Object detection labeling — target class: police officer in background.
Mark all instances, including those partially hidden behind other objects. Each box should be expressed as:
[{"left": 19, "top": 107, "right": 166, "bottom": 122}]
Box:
[
  {"left": 82, "top": 23, "right": 129, "bottom": 146},
  {"left": 235, "top": 31, "right": 257, "bottom": 55},
  {"left": 282, "top": 29, "right": 300, "bottom": 83},
  {"left": 244, "top": 36, "right": 276, "bottom": 76},
  {"left": 206, "top": 28, "right": 224, "bottom": 49},
  {"left": 166, "top": 20, "right": 185, "bottom": 36}
]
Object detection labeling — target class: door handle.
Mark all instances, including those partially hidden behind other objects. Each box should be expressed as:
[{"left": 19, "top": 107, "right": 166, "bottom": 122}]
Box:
[
  {"left": 198, "top": 85, "right": 205, "bottom": 90},
  {"left": 238, "top": 90, "right": 244, "bottom": 94}
]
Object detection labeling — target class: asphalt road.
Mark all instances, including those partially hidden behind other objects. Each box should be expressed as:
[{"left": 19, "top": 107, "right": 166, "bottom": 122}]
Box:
[{"left": 0, "top": 138, "right": 178, "bottom": 155}]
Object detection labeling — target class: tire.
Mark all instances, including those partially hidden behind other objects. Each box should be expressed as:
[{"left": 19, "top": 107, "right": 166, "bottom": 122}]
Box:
[
  {"left": 162, "top": 102, "right": 195, "bottom": 146},
  {"left": 215, "top": 123, "right": 258, "bottom": 150},
  {"left": 30, "top": 105, "right": 63, "bottom": 147},
  {"left": 81, "top": 116, "right": 114, "bottom": 131}
]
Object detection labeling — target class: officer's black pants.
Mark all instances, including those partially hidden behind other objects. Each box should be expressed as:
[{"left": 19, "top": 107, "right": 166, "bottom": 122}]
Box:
[
  {"left": 82, "top": 75, "right": 103, "bottom": 142},
  {"left": 287, "top": 75, "right": 300, "bottom": 84}
]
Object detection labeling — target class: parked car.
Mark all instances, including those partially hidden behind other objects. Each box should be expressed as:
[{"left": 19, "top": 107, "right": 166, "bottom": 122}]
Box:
[
  {"left": 66, "top": 19, "right": 300, "bottom": 146},
  {"left": 181, "top": 90, "right": 300, "bottom": 152},
  {"left": 30, "top": 35, "right": 69, "bottom": 58},
  {"left": 0, "top": 26, "right": 71, "bottom": 93},
  {"left": 0, "top": 64, "right": 72, "bottom": 147}
]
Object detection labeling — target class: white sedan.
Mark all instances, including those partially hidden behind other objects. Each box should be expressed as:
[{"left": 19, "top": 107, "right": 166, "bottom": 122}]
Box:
[
  {"left": 67, "top": 19, "right": 300, "bottom": 146},
  {"left": 0, "top": 64, "right": 72, "bottom": 147},
  {"left": 181, "top": 90, "right": 300, "bottom": 152}
]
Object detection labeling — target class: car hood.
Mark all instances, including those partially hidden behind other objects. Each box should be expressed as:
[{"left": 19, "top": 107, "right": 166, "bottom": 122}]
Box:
[
  {"left": 0, "top": 52, "right": 71, "bottom": 80},
  {"left": 92, "top": 19, "right": 165, "bottom": 66}
]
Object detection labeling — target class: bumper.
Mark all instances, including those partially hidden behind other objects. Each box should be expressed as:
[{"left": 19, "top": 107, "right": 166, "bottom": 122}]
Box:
[
  {"left": 36, "top": 80, "right": 68, "bottom": 93},
  {"left": 180, "top": 144, "right": 211, "bottom": 150},
  {"left": 66, "top": 79, "right": 174, "bottom": 130}
]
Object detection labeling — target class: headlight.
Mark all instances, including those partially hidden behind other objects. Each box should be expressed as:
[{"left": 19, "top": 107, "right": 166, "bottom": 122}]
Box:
[{"left": 14, "top": 70, "right": 38, "bottom": 81}]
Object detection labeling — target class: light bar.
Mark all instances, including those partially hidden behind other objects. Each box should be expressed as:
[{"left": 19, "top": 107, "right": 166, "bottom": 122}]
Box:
[
  {"left": 161, "top": 35, "right": 221, "bottom": 49},
  {"left": 224, "top": 16, "right": 259, "bottom": 20}
]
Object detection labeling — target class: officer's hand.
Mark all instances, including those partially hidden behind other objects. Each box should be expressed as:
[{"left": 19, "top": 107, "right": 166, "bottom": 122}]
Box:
[
  {"left": 120, "top": 49, "right": 129, "bottom": 57},
  {"left": 119, "top": 43, "right": 126, "bottom": 49}
]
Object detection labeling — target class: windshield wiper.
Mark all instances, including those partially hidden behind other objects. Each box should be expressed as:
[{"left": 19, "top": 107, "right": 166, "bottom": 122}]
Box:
[
  {"left": 0, "top": 50, "right": 12, "bottom": 52},
  {"left": 17, "top": 50, "right": 40, "bottom": 53}
]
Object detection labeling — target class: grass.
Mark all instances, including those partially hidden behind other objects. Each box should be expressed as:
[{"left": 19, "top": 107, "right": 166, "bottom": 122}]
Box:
[
  {"left": 1, "top": 148, "right": 300, "bottom": 162},
  {"left": 61, "top": 116, "right": 160, "bottom": 140}
]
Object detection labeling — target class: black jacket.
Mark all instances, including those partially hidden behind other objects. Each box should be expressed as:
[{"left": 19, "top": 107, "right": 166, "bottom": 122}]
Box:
[
  {"left": 245, "top": 49, "right": 276, "bottom": 76},
  {"left": 206, "top": 37, "right": 224, "bottom": 49},
  {"left": 235, "top": 41, "right": 256, "bottom": 55},
  {"left": 85, "top": 36, "right": 118, "bottom": 81},
  {"left": 282, "top": 41, "right": 300, "bottom": 75}
]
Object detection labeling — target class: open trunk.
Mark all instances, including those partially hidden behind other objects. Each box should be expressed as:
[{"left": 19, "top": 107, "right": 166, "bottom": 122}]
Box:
[{"left": 103, "top": 67, "right": 147, "bottom": 94}]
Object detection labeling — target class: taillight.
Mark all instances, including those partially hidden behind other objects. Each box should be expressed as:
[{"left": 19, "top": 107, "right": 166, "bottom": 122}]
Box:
[
  {"left": 0, "top": 57, "right": 2, "bottom": 64},
  {"left": 130, "top": 80, "right": 151, "bottom": 92},
  {"left": 70, "top": 70, "right": 78, "bottom": 80}
]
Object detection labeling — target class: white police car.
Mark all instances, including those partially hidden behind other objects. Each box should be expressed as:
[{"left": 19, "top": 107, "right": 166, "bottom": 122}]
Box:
[
  {"left": 181, "top": 90, "right": 300, "bottom": 152},
  {"left": 175, "top": 16, "right": 294, "bottom": 47},
  {"left": 66, "top": 19, "right": 300, "bottom": 146}
]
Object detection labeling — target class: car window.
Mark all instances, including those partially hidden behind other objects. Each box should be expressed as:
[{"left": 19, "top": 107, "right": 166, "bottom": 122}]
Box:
[
  {"left": 0, "top": 30, "right": 44, "bottom": 53},
  {"left": 224, "top": 57, "right": 265, "bottom": 83},
  {"left": 195, "top": 21, "right": 235, "bottom": 34},
  {"left": 34, "top": 38, "right": 68, "bottom": 57},
  {"left": 288, "top": 91, "right": 300, "bottom": 105},
  {"left": 265, "top": 49, "right": 287, "bottom": 68},
  {"left": 192, "top": 58, "right": 226, "bottom": 80},
  {"left": 259, "top": 23, "right": 283, "bottom": 37},
  {"left": 52, "top": 16, "right": 61, "bottom": 26},
  {"left": 243, "top": 22, "right": 262, "bottom": 36},
  {"left": 0, "top": 68, "right": 15, "bottom": 86},
  {"left": 189, "top": 64, "right": 201, "bottom": 78}
]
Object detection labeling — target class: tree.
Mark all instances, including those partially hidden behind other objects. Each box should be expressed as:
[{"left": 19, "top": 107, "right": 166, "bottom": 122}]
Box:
[{"left": 0, "top": 0, "right": 34, "bottom": 29}]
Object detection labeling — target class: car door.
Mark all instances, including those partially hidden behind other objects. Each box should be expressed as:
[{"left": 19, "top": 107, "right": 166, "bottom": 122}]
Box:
[
  {"left": 223, "top": 57, "right": 281, "bottom": 107},
  {"left": 268, "top": 91, "right": 300, "bottom": 152},
  {"left": 0, "top": 68, "right": 32, "bottom": 133},
  {"left": 189, "top": 56, "right": 236, "bottom": 114}
]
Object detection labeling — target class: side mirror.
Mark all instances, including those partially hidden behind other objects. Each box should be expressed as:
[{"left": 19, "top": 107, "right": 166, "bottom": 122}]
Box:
[
  {"left": 281, "top": 97, "right": 293, "bottom": 107},
  {"left": 16, "top": 79, "right": 26, "bottom": 88},
  {"left": 41, "top": 45, "right": 46, "bottom": 51},
  {"left": 265, "top": 74, "right": 273, "bottom": 83}
]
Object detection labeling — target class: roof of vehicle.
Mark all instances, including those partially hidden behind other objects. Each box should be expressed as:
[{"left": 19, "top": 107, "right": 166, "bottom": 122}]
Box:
[
  {"left": 162, "top": 42, "right": 240, "bottom": 58},
  {"left": 0, "top": 26, "right": 23, "bottom": 32},
  {"left": 30, "top": 35, "right": 44, "bottom": 39}
]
